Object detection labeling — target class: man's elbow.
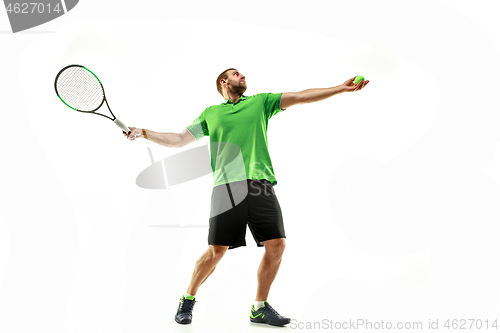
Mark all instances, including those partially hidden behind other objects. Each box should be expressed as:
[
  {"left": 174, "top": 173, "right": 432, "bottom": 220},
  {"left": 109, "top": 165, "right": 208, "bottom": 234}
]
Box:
[{"left": 173, "top": 133, "right": 183, "bottom": 148}]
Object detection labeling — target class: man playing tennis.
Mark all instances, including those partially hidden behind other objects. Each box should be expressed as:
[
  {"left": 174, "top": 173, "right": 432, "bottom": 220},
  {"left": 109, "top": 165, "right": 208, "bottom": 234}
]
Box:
[{"left": 124, "top": 69, "right": 369, "bottom": 326}]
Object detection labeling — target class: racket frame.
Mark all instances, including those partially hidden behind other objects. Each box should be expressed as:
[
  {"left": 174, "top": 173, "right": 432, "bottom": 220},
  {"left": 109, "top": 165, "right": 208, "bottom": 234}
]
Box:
[{"left": 54, "top": 64, "right": 130, "bottom": 133}]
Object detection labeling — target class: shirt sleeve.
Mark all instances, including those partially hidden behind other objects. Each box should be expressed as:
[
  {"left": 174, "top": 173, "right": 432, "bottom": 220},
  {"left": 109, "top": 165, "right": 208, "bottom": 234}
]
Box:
[
  {"left": 185, "top": 107, "right": 209, "bottom": 140},
  {"left": 261, "top": 92, "right": 286, "bottom": 120}
]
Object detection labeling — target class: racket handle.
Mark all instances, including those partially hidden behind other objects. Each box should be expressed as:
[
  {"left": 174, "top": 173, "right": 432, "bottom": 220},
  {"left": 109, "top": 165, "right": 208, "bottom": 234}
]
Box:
[{"left": 114, "top": 118, "right": 130, "bottom": 133}]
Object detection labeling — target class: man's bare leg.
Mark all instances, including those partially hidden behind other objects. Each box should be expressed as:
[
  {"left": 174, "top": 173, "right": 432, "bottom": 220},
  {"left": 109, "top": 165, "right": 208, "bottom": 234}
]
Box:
[
  {"left": 186, "top": 245, "right": 229, "bottom": 296},
  {"left": 255, "top": 238, "right": 286, "bottom": 301}
]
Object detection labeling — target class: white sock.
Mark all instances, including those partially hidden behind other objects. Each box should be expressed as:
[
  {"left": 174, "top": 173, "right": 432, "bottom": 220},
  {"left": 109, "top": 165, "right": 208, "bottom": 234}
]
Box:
[
  {"left": 254, "top": 300, "right": 266, "bottom": 310},
  {"left": 183, "top": 292, "right": 195, "bottom": 299}
]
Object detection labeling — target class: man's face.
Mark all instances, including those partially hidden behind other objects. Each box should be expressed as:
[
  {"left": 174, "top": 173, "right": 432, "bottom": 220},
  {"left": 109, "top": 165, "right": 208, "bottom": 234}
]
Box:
[{"left": 223, "top": 69, "right": 246, "bottom": 95}]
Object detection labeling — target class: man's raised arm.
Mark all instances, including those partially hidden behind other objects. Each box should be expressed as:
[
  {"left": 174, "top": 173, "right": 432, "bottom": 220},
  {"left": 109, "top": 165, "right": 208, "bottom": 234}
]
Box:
[
  {"left": 281, "top": 76, "right": 369, "bottom": 110},
  {"left": 123, "top": 127, "right": 196, "bottom": 148}
]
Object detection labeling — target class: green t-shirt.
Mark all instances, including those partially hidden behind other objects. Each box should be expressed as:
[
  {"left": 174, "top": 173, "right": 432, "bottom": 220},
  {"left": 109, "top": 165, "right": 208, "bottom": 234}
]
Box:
[{"left": 186, "top": 93, "right": 285, "bottom": 187}]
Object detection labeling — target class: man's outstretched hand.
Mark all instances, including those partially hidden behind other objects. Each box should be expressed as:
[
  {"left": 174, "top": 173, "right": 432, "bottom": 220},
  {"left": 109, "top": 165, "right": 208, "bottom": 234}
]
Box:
[
  {"left": 342, "top": 76, "right": 369, "bottom": 92},
  {"left": 123, "top": 127, "right": 143, "bottom": 141}
]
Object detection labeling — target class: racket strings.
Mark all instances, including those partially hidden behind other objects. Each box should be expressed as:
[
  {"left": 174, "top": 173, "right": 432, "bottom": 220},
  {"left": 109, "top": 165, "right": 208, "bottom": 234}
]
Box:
[
  {"left": 59, "top": 75, "right": 101, "bottom": 110},
  {"left": 59, "top": 69, "right": 102, "bottom": 109},
  {"left": 56, "top": 67, "right": 104, "bottom": 111},
  {"left": 58, "top": 69, "right": 102, "bottom": 110}
]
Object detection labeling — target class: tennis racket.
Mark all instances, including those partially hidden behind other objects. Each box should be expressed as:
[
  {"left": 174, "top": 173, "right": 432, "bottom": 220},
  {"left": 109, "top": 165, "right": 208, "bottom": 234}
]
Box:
[{"left": 54, "top": 64, "right": 132, "bottom": 135}]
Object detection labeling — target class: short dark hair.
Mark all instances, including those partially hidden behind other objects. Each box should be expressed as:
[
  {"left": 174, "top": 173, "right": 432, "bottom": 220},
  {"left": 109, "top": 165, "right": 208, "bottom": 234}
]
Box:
[{"left": 216, "top": 68, "right": 237, "bottom": 97}]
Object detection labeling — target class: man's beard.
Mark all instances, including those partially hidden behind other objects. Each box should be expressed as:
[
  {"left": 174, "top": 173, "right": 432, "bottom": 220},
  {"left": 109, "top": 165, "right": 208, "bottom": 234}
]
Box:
[{"left": 230, "top": 82, "right": 247, "bottom": 96}]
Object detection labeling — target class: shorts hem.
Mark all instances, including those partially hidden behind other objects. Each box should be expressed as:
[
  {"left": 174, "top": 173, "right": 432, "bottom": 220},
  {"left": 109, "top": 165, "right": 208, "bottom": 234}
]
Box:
[
  {"left": 208, "top": 242, "right": 245, "bottom": 250},
  {"left": 255, "top": 236, "right": 286, "bottom": 247}
]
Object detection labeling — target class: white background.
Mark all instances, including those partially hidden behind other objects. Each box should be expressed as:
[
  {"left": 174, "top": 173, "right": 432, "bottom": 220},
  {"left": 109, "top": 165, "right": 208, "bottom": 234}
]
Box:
[{"left": 1, "top": 1, "right": 500, "bottom": 332}]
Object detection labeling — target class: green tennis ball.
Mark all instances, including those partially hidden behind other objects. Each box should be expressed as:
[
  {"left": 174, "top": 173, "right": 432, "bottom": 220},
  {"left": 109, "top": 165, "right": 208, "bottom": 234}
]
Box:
[{"left": 354, "top": 76, "right": 365, "bottom": 85}]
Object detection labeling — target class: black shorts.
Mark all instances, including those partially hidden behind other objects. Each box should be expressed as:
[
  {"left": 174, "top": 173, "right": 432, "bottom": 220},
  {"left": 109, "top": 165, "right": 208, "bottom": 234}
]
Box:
[{"left": 208, "top": 179, "right": 286, "bottom": 249}]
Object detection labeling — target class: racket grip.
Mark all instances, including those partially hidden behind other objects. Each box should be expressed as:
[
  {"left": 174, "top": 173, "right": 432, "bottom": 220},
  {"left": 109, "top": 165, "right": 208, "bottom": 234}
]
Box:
[{"left": 114, "top": 118, "right": 130, "bottom": 133}]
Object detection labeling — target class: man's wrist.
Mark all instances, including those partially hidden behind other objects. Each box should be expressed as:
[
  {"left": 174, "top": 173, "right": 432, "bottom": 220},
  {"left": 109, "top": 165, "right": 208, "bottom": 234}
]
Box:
[
  {"left": 142, "top": 129, "right": 148, "bottom": 139},
  {"left": 336, "top": 84, "right": 348, "bottom": 94}
]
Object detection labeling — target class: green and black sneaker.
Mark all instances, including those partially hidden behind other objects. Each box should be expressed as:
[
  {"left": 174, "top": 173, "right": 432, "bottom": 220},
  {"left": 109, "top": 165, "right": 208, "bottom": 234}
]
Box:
[
  {"left": 175, "top": 295, "right": 196, "bottom": 324},
  {"left": 250, "top": 301, "right": 291, "bottom": 326}
]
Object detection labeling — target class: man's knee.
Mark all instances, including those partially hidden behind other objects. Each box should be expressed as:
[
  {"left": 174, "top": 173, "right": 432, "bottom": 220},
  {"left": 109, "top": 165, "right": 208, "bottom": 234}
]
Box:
[
  {"left": 264, "top": 238, "right": 286, "bottom": 258},
  {"left": 209, "top": 245, "right": 228, "bottom": 262}
]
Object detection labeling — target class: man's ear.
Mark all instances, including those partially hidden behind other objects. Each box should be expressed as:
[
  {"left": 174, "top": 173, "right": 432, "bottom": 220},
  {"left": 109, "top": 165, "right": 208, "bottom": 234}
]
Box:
[{"left": 220, "top": 79, "right": 227, "bottom": 87}]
